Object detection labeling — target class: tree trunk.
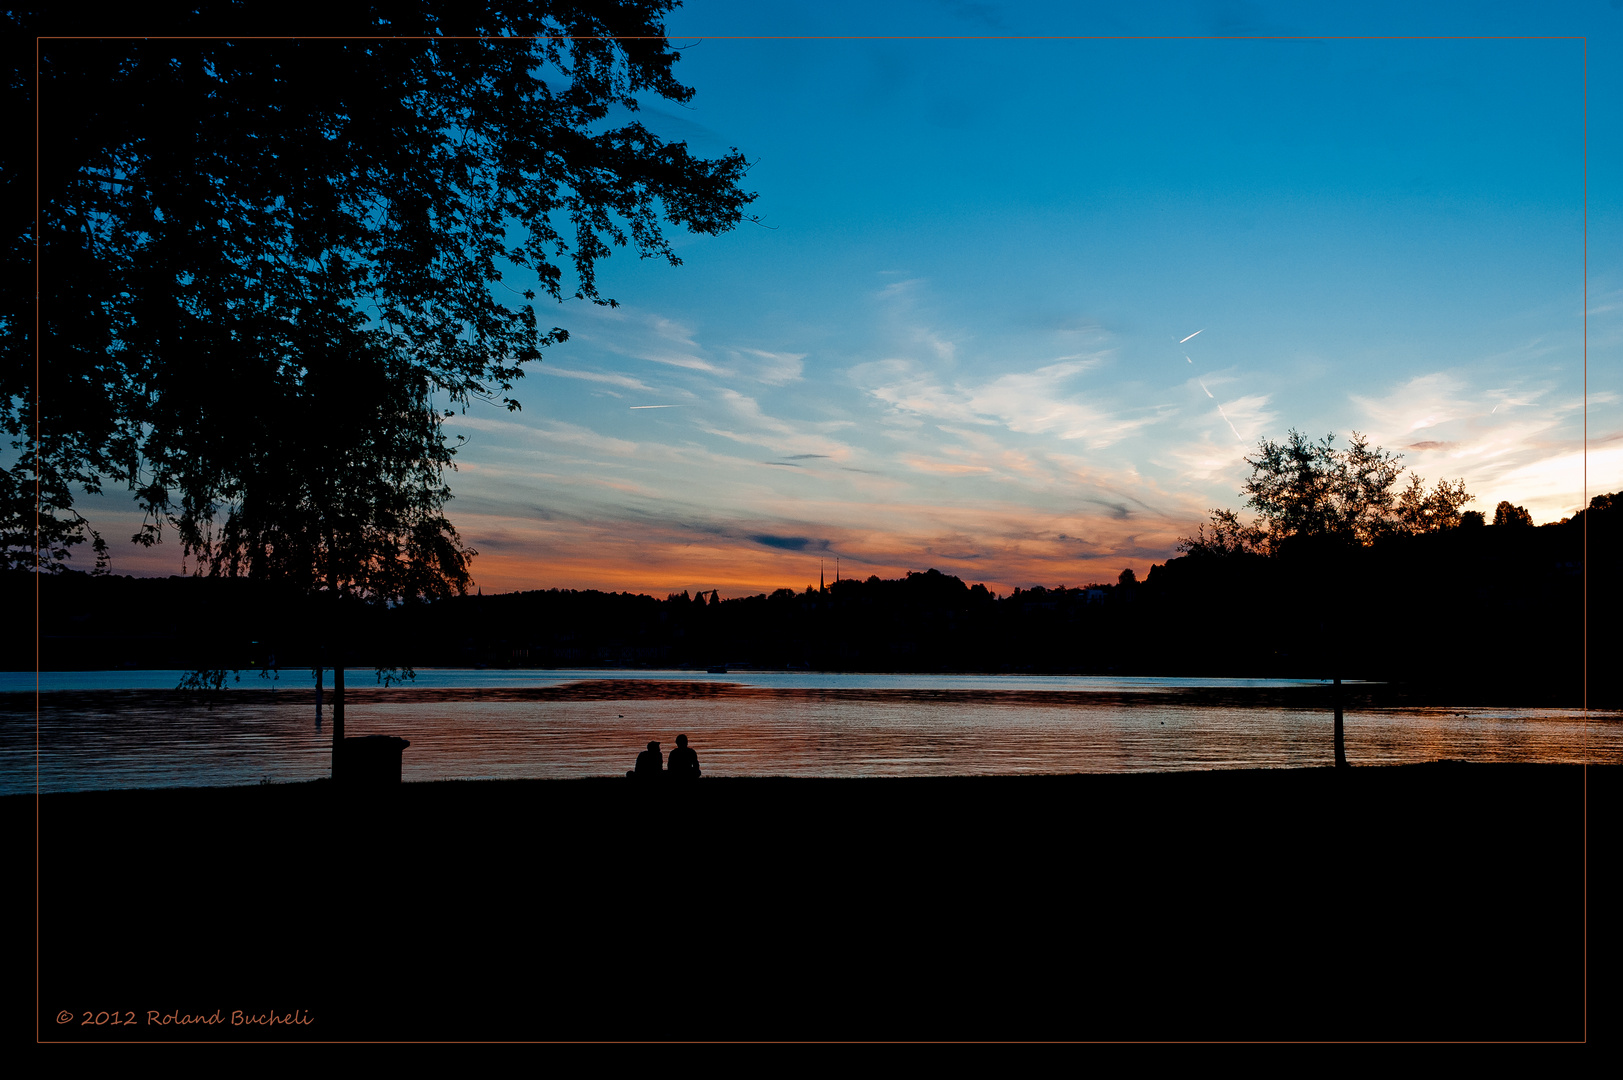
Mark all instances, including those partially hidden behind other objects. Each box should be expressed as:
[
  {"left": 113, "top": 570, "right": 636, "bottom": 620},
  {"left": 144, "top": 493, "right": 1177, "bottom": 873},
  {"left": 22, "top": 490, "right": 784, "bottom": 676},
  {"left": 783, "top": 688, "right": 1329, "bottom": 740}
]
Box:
[
  {"left": 325, "top": 573, "right": 345, "bottom": 776},
  {"left": 314, "top": 664, "right": 323, "bottom": 727},
  {"left": 333, "top": 663, "right": 345, "bottom": 744},
  {"left": 1333, "top": 675, "right": 1348, "bottom": 768},
  {"left": 329, "top": 657, "right": 346, "bottom": 782}
]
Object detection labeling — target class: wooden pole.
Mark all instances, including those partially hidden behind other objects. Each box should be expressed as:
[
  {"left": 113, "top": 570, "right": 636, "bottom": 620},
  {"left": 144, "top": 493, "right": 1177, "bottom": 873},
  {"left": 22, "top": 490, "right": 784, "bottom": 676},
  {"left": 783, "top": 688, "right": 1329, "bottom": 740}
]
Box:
[
  {"left": 333, "top": 663, "right": 345, "bottom": 743},
  {"left": 1333, "top": 675, "right": 1348, "bottom": 768}
]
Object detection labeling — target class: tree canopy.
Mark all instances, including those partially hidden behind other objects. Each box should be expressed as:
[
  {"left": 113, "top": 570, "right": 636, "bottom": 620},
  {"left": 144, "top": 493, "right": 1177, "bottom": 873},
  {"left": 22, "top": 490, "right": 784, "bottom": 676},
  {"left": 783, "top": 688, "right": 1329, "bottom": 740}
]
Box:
[
  {"left": 1493, "top": 500, "right": 1535, "bottom": 528},
  {"left": 1180, "top": 430, "right": 1473, "bottom": 558},
  {"left": 7, "top": 3, "right": 757, "bottom": 605}
]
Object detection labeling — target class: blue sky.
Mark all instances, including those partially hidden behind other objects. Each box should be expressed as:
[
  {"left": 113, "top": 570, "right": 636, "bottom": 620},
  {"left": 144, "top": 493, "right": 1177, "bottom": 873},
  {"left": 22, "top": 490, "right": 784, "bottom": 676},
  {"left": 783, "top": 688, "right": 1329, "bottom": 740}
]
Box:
[{"left": 87, "top": 1, "right": 1623, "bottom": 596}]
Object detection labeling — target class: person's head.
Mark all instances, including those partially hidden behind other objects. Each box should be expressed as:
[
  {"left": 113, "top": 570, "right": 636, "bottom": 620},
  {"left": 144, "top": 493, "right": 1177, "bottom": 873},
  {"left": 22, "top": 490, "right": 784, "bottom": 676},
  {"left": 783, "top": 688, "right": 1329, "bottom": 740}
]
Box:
[
  {"left": 676, "top": 734, "right": 688, "bottom": 748},
  {"left": 647, "top": 740, "right": 660, "bottom": 752}
]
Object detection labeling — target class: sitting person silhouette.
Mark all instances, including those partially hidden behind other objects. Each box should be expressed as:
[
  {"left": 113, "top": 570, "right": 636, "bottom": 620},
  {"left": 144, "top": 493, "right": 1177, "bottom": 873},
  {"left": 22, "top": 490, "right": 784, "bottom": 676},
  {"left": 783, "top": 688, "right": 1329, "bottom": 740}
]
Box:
[
  {"left": 627, "top": 740, "right": 664, "bottom": 779},
  {"left": 667, "top": 734, "right": 701, "bottom": 780}
]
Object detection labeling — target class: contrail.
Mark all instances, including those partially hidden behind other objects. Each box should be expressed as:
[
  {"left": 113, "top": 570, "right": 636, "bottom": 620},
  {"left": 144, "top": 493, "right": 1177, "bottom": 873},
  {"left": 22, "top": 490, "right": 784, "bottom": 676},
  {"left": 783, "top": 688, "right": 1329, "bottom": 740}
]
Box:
[
  {"left": 1185, "top": 354, "right": 1194, "bottom": 364},
  {"left": 1179, "top": 329, "right": 1205, "bottom": 344},
  {"left": 1198, "top": 378, "right": 1241, "bottom": 438},
  {"left": 629, "top": 404, "right": 693, "bottom": 409}
]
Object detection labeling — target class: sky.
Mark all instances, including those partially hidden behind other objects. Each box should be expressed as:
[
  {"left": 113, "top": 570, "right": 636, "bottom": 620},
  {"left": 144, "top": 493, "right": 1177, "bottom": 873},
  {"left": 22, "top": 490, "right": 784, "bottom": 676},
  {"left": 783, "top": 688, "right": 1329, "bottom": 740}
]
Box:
[{"left": 75, "top": 0, "right": 1623, "bottom": 598}]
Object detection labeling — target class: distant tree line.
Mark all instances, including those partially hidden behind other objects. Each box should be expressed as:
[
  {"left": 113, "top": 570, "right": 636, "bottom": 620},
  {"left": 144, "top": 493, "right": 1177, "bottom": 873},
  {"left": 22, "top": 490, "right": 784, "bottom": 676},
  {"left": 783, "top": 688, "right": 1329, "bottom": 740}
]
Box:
[{"left": 11, "top": 489, "right": 1617, "bottom": 705}]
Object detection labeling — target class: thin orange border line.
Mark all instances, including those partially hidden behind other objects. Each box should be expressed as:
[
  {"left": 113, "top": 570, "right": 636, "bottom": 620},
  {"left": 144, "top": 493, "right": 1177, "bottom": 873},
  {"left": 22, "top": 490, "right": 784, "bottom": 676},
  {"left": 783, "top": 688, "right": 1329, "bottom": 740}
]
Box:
[
  {"left": 32, "top": 34, "right": 1592, "bottom": 40},
  {"left": 1580, "top": 32, "right": 1588, "bottom": 1049},
  {"left": 31, "top": 31, "right": 1590, "bottom": 1045},
  {"left": 33, "top": 28, "right": 42, "bottom": 1051}
]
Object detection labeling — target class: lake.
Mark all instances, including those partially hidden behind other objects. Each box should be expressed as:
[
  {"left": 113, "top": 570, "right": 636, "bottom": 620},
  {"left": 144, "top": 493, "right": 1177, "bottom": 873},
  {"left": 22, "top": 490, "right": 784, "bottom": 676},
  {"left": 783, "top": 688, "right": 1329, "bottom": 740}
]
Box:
[{"left": 3, "top": 669, "right": 1618, "bottom": 794}]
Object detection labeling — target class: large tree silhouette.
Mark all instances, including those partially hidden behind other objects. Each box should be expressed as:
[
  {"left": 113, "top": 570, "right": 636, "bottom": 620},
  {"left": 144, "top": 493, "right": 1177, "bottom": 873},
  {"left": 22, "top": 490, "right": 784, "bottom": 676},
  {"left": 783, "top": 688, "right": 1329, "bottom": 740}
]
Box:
[
  {"left": 11, "top": 3, "right": 757, "bottom": 751},
  {"left": 1182, "top": 430, "right": 1474, "bottom": 766},
  {"left": 1184, "top": 430, "right": 1473, "bottom": 556}
]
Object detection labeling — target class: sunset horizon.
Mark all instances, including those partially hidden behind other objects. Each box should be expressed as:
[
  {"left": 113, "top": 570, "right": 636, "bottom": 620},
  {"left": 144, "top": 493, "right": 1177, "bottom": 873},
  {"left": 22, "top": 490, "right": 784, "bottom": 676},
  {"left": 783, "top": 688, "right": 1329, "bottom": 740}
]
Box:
[
  {"left": 52, "top": 10, "right": 1618, "bottom": 600},
  {"left": 20, "top": 2, "right": 1618, "bottom": 1045}
]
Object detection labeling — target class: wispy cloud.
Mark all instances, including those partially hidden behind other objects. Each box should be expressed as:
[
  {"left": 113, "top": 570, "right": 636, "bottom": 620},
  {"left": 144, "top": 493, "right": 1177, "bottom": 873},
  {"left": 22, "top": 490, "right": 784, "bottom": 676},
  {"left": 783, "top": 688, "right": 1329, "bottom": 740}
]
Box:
[
  {"left": 575, "top": 306, "right": 722, "bottom": 373},
  {"left": 1351, "top": 372, "right": 1472, "bottom": 435},
  {"left": 733, "top": 348, "right": 806, "bottom": 385},
  {"left": 876, "top": 277, "right": 925, "bottom": 301},
  {"left": 697, "top": 389, "right": 856, "bottom": 459},
  {"left": 853, "top": 355, "right": 1157, "bottom": 449},
  {"left": 1349, "top": 370, "right": 1615, "bottom": 524},
  {"left": 539, "top": 366, "right": 655, "bottom": 393},
  {"left": 1214, "top": 393, "right": 1274, "bottom": 443}
]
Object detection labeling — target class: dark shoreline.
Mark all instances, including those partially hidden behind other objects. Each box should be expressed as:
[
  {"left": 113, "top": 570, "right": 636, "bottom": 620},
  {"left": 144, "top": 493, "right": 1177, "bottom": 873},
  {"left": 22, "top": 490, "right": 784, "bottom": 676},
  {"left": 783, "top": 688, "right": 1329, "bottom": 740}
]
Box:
[
  {"left": 26, "top": 763, "right": 1616, "bottom": 1042},
  {"left": 7, "top": 678, "right": 1613, "bottom": 710}
]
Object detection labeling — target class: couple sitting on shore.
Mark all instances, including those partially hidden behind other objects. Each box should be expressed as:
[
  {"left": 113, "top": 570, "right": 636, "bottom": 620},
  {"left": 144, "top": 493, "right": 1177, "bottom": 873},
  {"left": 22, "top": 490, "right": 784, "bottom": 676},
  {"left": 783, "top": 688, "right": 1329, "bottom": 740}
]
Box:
[{"left": 628, "top": 734, "right": 701, "bottom": 780}]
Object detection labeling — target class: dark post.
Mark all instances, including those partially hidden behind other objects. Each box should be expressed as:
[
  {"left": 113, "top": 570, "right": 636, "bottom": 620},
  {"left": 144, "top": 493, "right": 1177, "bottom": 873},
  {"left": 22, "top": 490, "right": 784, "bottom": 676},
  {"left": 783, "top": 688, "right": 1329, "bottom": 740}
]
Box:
[
  {"left": 1333, "top": 675, "right": 1348, "bottom": 769},
  {"left": 333, "top": 663, "right": 346, "bottom": 744},
  {"left": 326, "top": 582, "right": 352, "bottom": 778}
]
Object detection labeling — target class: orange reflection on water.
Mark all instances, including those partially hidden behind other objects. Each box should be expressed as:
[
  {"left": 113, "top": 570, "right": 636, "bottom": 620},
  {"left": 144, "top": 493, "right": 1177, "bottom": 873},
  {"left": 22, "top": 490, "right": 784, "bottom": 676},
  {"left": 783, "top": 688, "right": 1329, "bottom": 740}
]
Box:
[{"left": 14, "top": 683, "right": 1619, "bottom": 793}]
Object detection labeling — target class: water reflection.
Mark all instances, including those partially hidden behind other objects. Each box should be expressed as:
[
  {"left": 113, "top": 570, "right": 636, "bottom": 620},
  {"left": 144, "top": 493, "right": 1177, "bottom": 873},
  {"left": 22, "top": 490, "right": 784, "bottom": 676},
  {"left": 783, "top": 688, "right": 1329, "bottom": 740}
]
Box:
[
  {"left": 0, "top": 669, "right": 1347, "bottom": 694},
  {"left": 3, "top": 678, "right": 1618, "bottom": 794}
]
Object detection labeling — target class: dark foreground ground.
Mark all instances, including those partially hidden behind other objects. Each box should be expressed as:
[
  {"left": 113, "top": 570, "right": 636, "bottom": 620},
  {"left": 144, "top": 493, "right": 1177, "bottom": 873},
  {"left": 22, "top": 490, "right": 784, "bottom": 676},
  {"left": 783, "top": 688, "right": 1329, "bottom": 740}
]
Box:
[{"left": 20, "top": 764, "right": 1618, "bottom": 1042}]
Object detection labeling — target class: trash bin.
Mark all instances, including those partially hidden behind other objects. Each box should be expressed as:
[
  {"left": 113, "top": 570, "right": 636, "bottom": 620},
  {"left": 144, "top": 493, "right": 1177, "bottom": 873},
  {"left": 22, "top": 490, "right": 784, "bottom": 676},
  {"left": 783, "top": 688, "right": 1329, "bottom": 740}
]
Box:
[{"left": 333, "top": 735, "right": 411, "bottom": 786}]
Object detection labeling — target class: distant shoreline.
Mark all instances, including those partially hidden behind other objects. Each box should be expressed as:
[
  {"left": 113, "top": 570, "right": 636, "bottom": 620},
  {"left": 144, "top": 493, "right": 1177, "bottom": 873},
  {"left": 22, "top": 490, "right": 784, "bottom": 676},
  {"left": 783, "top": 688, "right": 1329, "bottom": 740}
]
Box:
[{"left": 3, "top": 668, "right": 1605, "bottom": 708}]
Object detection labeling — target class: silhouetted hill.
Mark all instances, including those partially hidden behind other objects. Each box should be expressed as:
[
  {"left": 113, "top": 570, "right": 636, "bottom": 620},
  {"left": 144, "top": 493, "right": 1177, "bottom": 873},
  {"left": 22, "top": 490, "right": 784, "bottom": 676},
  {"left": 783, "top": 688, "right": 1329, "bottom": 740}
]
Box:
[{"left": 8, "top": 497, "right": 1617, "bottom": 703}]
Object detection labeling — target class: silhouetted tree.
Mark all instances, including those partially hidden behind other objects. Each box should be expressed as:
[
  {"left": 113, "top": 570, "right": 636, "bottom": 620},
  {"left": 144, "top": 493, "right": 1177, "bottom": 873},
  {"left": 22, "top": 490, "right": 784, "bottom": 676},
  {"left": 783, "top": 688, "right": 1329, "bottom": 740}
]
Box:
[
  {"left": 0, "top": 457, "right": 108, "bottom": 574},
  {"left": 1494, "top": 501, "right": 1535, "bottom": 528},
  {"left": 1184, "top": 429, "right": 1471, "bottom": 555},
  {"left": 1181, "top": 429, "right": 1474, "bottom": 766},
  {"left": 1176, "top": 507, "right": 1265, "bottom": 560},
  {"left": 10, "top": 3, "right": 756, "bottom": 583},
  {"left": 1395, "top": 474, "right": 1473, "bottom": 533},
  {"left": 1237, "top": 430, "right": 1414, "bottom": 551},
  {"left": 12, "top": 4, "right": 756, "bottom": 757}
]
